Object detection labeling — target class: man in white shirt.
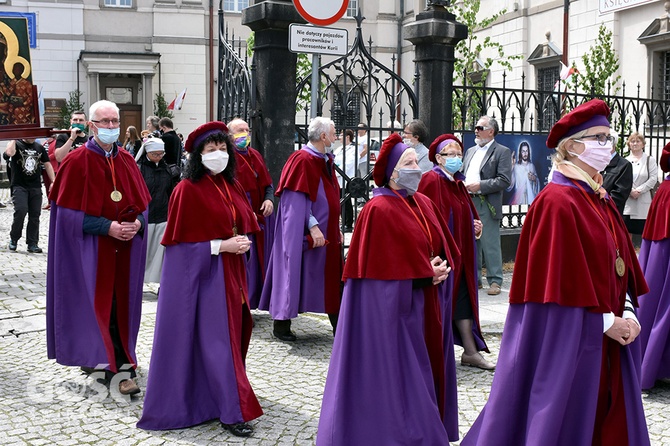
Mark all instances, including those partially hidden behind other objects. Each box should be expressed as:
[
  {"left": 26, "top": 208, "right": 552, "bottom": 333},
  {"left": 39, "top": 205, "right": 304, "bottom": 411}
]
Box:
[{"left": 463, "top": 116, "right": 512, "bottom": 295}]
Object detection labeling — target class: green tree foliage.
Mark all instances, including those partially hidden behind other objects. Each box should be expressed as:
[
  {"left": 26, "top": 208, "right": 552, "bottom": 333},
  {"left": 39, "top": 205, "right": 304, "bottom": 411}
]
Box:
[
  {"left": 569, "top": 24, "right": 621, "bottom": 97},
  {"left": 154, "top": 92, "right": 174, "bottom": 119},
  {"left": 56, "top": 90, "right": 85, "bottom": 129},
  {"left": 451, "top": 1, "right": 522, "bottom": 128},
  {"left": 452, "top": 1, "right": 520, "bottom": 87}
]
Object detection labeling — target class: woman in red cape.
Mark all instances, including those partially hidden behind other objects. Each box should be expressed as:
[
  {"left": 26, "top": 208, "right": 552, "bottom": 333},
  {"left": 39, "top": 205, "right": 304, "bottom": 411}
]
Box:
[
  {"left": 462, "top": 99, "right": 650, "bottom": 446},
  {"left": 418, "top": 133, "right": 495, "bottom": 371},
  {"left": 318, "top": 133, "right": 460, "bottom": 444},
  {"left": 137, "top": 121, "right": 262, "bottom": 437}
]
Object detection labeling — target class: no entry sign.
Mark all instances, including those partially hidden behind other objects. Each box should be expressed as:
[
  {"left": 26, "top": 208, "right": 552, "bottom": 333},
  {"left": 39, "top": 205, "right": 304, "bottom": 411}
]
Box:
[{"left": 293, "top": 0, "right": 349, "bottom": 26}]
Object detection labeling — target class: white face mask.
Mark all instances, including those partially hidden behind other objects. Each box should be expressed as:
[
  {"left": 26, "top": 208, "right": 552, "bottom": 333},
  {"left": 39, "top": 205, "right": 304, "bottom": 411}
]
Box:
[
  {"left": 201, "top": 150, "right": 229, "bottom": 174},
  {"left": 568, "top": 140, "right": 613, "bottom": 172}
]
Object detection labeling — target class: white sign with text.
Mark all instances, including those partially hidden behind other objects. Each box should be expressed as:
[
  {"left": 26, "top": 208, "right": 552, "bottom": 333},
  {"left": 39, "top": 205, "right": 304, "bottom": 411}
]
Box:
[{"left": 289, "top": 24, "right": 349, "bottom": 56}]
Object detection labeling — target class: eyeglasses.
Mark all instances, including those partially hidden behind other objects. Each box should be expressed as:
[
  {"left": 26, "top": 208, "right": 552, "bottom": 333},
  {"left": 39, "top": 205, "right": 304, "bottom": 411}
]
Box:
[
  {"left": 577, "top": 134, "right": 614, "bottom": 146},
  {"left": 91, "top": 119, "right": 121, "bottom": 127},
  {"left": 438, "top": 152, "right": 461, "bottom": 159},
  {"left": 474, "top": 125, "right": 491, "bottom": 131}
]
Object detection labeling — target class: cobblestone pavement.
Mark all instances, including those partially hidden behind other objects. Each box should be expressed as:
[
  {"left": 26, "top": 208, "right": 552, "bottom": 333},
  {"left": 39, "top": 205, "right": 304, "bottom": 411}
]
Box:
[{"left": 1, "top": 194, "right": 669, "bottom": 445}]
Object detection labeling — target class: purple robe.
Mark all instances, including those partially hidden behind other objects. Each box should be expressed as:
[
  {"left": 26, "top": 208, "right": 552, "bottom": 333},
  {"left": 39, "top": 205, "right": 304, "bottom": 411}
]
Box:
[
  {"left": 247, "top": 213, "right": 275, "bottom": 309},
  {"left": 461, "top": 303, "right": 650, "bottom": 446},
  {"left": 137, "top": 242, "right": 262, "bottom": 430},
  {"left": 317, "top": 279, "right": 451, "bottom": 445},
  {"left": 46, "top": 205, "right": 146, "bottom": 370},
  {"left": 259, "top": 187, "right": 332, "bottom": 318},
  {"left": 637, "top": 238, "right": 670, "bottom": 389}
]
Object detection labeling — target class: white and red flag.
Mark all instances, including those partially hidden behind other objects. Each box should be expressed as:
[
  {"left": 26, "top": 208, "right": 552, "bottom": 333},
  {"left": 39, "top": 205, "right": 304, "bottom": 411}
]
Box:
[{"left": 167, "top": 88, "right": 187, "bottom": 110}]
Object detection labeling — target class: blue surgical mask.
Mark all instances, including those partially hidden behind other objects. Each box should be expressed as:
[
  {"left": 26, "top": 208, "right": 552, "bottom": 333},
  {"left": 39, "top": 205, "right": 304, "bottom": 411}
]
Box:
[
  {"left": 95, "top": 126, "right": 120, "bottom": 145},
  {"left": 393, "top": 168, "right": 422, "bottom": 195},
  {"left": 444, "top": 157, "right": 463, "bottom": 174}
]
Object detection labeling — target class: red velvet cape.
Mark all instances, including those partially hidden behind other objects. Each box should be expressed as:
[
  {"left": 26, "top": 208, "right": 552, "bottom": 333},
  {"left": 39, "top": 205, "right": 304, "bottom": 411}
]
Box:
[
  {"left": 642, "top": 178, "right": 670, "bottom": 241},
  {"left": 342, "top": 187, "right": 459, "bottom": 418},
  {"left": 418, "top": 169, "right": 478, "bottom": 303},
  {"left": 162, "top": 174, "right": 259, "bottom": 246},
  {"left": 235, "top": 147, "right": 273, "bottom": 221},
  {"left": 276, "top": 148, "right": 343, "bottom": 313},
  {"left": 50, "top": 140, "right": 151, "bottom": 218},
  {"left": 343, "top": 189, "right": 458, "bottom": 281},
  {"left": 48, "top": 140, "right": 151, "bottom": 373},
  {"left": 510, "top": 175, "right": 648, "bottom": 313}
]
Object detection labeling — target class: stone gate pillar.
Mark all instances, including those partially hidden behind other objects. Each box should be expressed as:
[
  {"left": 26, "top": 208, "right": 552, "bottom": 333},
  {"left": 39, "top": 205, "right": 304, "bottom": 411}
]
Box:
[
  {"left": 242, "top": 0, "right": 305, "bottom": 185},
  {"left": 404, "top": 4, "right": 467, "bottom": 140}
]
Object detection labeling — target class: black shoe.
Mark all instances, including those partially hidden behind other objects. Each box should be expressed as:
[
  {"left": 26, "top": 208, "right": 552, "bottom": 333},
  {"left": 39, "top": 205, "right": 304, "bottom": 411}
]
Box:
[
  {"left": 27, "top": 244, "right": 42, "bottom": 253},
  {"left": 8, "top": 240, "right": 16, "bottom": 251},
  {"left": 222, "top": 422, "right": 253, "bottom": 437},
  {"left": 273, "top": 319, "right": 297, "bottom": 342}
]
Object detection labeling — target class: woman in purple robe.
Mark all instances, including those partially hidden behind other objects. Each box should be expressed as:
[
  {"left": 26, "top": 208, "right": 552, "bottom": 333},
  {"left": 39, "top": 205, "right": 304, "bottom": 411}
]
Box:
[
  {"left": 317, "top": 133, "right": 460, "bottom": 445},
  {"left": 137, "top": 121, "right": 263, "bottom": 437},
  {"left": 636, "top": 141, "right": 670, "bottom": 389},
  {"left": 462, "top": 99, "right": 650, "bottom": 446}
]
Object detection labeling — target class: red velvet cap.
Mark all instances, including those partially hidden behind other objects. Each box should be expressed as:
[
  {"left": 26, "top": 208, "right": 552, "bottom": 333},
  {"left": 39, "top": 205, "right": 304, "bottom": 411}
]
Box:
[
  {"left": 184, "top": 121, "right": 229, "bottom": 153},
  {"left": 661, "top": 141, "right": 670, "bottom": 173},
  {"left": 373, "top": 133, "right": 407, "bottom": 186},
  {"left": 546, "top": 99, "right": 610, "bottom": 149},
  {"left": 429, "top": 134, "right": 463, "bottom": 163}
]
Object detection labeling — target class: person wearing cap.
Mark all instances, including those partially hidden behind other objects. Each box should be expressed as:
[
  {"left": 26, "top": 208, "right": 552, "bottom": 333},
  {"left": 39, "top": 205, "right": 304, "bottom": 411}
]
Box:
[
  {"left": 259, "top": 116, "right": 343, "bottom": 341},
  {"left": 418, "top": 134, "right": 494, "bottom": 371},
  {"left": 463, "top": 116, "right": 512, "bottom": 296},
  {"left": 635, "top": 142, "right": 670, "bottom": 389},
  {"left": 227, "top": 117, "right": 274, "bottom": 309},
  {"left": 135, "top": 137, "right": 179, "bottom": 284},
  {"left": 47, "top": 100, "right": 151, "bottom": 397},
  {"left": 318, "top": 133, "right": 459, "bottom": 445},
  {"left": 138, "top": 121, "right": 262, "bottom": 436},
  {"left": 462, "top": 99, "right": 650, "bottom": 445}
]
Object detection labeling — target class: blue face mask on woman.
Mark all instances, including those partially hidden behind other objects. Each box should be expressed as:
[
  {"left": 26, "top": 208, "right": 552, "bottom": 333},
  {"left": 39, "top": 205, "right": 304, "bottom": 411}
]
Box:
[{"left": 443, "top": 157, "right": 463, "bottom": 174}]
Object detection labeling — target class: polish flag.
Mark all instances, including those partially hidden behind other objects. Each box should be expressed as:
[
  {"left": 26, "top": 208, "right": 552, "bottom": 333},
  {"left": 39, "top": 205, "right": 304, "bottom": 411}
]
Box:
[
  {"left": 560, "top": 62, "right": 578, "bottom": 81},
  {"left": 167, "top": 88, "right": 187, "bottom": 110}
]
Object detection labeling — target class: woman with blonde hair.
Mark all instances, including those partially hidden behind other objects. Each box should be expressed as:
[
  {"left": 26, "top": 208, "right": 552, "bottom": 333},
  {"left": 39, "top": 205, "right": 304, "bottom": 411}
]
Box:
[
  {"left": 623, "top": 132, "right": 658, "bottom": 235},
  {"left": 123, "top": 125, "right": 142, "bottom": 157}
]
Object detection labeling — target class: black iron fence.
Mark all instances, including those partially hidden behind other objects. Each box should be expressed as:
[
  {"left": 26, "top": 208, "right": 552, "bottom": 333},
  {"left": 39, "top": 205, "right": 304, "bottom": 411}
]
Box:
[{"left": 452, "top": 71, "right": 670, "bottom": 229}]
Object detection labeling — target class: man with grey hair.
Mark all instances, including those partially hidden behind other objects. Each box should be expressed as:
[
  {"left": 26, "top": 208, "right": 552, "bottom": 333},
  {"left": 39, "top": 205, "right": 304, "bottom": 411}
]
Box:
[
  {"left": 47, "top": 99, "right": 151, "bottom": 396},
  {"left": 462, "top": 115, "right": 512, "bottom": 296},
  {"left": 260, "top": 116, "right": 342, "bottom": 341}
]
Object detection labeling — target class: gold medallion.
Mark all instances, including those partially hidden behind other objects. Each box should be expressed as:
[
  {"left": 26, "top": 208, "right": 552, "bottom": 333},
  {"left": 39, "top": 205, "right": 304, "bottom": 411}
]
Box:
[
  {"left": 615, "top": 256, "right": 625, "bottom": 277},
  {"left": 110, "top": 190, "right": 123, "bottom": 202}
]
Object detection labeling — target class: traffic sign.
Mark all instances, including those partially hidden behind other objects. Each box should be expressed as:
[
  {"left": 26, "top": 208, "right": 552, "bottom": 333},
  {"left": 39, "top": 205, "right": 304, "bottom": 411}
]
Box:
[
  {"left": 289, "top": 24, "right": 348, "bottom": 56},
  {"left": 293, "top": 0, "right": 349, "bottom": 26}
]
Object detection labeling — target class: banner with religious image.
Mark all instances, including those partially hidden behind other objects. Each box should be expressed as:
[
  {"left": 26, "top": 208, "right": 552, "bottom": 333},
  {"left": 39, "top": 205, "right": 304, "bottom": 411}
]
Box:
[
  {"left": 0, "top": 16, "right": 35, "bottom": 126},
  {"left": 461, "top": 133, "right": 552, "bottom": 206}
]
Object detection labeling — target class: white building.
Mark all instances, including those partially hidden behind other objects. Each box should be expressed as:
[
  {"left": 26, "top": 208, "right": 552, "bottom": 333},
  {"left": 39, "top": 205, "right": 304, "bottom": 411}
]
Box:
[{"left": 3, "top": 0, "right": 669, "bottom": 137}]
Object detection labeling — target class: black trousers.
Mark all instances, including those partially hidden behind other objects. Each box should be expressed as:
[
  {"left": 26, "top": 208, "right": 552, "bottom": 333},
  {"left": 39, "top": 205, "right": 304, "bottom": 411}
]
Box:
[{"left": 10, "top": 186, "right": 42, "bottom": 244}]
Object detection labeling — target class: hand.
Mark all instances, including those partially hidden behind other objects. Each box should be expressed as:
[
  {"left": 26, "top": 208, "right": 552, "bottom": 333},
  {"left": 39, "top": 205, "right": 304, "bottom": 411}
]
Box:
[
  {"left": 431, "top": 256, "right": 450, "bottom": 285},
  {"left": 605, "top": 316, "right": 638, "bottom": 345},
  {"left": 465, "top": 182, "right": 481, "bottom": 193},
  {"left": 528, "top": 172, "right": 537, "bottom": 182},
  {"left": 69, "top": 127, "right": 79, "bottom": 141},
  {"left": 629, "top": 190, "right": 641, "bottom": 199},
  {"left": 108, "top": 221, "right": 137, "bottom": 241},
  {"left": 220, "top": 235, "right": 252, "bottom": 255},
  {"left": 309, "top": 225, "right": 325, "bottom": 248},
  {"left": 473, "top": 219, "right": 483, "bottom": 236},
  {"left": 260, "top": 199, "right": 274, "bottom": 217}
]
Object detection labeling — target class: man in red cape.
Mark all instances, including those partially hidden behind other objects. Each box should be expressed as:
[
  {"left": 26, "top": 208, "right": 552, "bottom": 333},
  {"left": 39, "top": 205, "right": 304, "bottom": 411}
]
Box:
[
  {"left": 47, "top": 100, "right": 151, "bottom": 396},
  {"left": 227, "top": 118, "right": 274, "bottom": 309},
  {"left": 259, "top": 117, "right": 343, "bottom": 341}
]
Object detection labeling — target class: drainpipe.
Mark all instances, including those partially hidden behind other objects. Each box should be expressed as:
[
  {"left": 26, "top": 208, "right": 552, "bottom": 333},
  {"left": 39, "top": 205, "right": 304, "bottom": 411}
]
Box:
[
  {"left": 209, "top": 0, "right": 215, "bottom": 121},
  {"left": 397, "top": 0, "right": 404, "bottom": 122}
]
